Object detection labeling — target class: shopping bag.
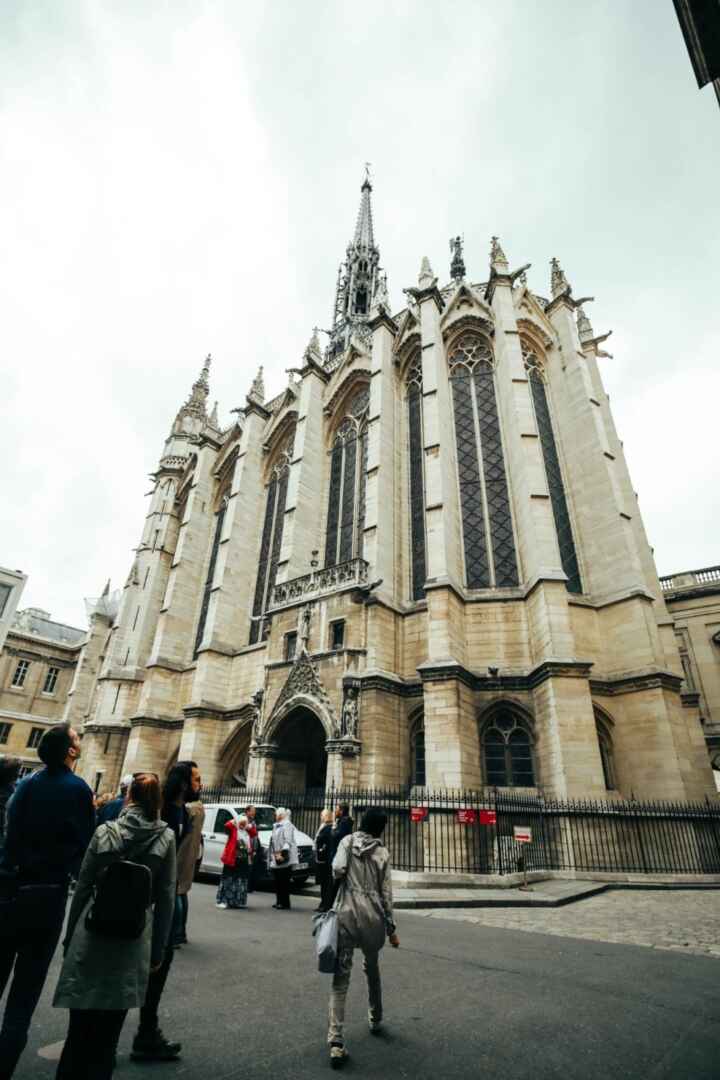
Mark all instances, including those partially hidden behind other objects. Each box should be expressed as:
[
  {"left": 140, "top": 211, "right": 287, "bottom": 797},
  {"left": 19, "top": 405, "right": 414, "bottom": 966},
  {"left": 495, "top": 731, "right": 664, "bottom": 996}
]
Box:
[{"left": 312, "top": 909, "right": 338, "bottom": 974}]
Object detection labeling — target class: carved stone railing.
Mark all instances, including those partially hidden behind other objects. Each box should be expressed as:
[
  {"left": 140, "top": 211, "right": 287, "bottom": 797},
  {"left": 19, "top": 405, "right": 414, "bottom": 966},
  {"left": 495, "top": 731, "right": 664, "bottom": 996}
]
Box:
[
  {"left": 659, "top": 566, "right": 720, "bottom": 594},
  {"left": 269, "top": 558, "right": 369, "bottom": 610}
]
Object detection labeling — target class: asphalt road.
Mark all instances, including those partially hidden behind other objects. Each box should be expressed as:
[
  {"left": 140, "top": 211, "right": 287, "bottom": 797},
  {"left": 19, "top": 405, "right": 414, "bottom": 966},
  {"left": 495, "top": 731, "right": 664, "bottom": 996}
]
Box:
[{"left": 12, "top": 882, "right": 720, "bottom": 1080}]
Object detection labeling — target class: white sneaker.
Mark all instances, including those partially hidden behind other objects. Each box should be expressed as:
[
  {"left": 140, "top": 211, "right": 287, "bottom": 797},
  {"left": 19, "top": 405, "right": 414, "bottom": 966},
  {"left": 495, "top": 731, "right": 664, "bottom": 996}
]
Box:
[
  {"left": 216, "top": 902, "right": 227, "bottom": 909},
  {"left": 368, "top": 1013, "right": 382, "bottom": 1034},
  {"left": 329, "top": 1044, "right": 348, "bottom": 1069}
]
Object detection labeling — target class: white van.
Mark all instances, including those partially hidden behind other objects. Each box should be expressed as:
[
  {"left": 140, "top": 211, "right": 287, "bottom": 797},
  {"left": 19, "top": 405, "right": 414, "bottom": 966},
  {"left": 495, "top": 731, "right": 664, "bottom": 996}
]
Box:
[{"left": 199, "top": 802, "right": 315, "bottom": 887}]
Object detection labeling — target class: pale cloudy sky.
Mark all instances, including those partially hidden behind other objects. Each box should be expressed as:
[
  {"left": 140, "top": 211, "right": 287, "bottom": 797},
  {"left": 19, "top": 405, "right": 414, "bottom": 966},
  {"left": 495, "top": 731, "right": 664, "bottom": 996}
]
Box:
[{"left": 1, "top": 1, "right": 718, "bottom": 629}]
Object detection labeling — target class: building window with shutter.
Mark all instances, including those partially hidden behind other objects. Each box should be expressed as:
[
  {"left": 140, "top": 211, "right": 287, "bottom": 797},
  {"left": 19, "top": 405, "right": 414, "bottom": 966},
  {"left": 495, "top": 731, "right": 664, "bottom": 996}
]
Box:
[
  {"left": 0, "top": 722, "right": 11, "bottom": 745},
  {"left": 42, "top": 666, "right": 60, "bottom": 694},
  {"left": 11, "top": 659, "right": 30, "bottom": 688},
  {"left": 330, "top": 620, "right": 345, "bottom": 651},
  {"left": 284, "top": 631, "right": 298, "bottom": 662},
  {"left": 27, "top": 727, "right": 44, "bottom": 750}
]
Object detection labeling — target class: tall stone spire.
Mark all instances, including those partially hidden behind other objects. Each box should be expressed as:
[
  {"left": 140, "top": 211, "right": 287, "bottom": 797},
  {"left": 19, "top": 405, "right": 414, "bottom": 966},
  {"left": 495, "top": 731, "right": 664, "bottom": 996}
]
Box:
[
  {"left": 353, "top": 165, "right": 375, "bottom": 249},
  {"left": 329, "top": 168, "right": 383, "bottom": 360}
]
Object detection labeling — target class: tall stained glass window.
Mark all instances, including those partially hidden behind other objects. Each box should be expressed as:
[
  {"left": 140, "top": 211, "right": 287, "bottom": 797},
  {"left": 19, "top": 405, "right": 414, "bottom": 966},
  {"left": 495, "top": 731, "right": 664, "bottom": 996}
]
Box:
[
  {"left": 406, "top": 354, "right": 427, "bottom": 600},
  {"left": 193, "top": 493, "right": 229, "bottom": 657},
  {"left": 448, "top": 332, "right": 518, "bottom": 588},
  {"left": 522, "top": 343, "right": 582, "bottom": 594},
  {"left": 249, "top": 436, "right": 294, "bottom": 645},
  {"left": 324, "top": 386, "right": 369, "bottom": 567}
]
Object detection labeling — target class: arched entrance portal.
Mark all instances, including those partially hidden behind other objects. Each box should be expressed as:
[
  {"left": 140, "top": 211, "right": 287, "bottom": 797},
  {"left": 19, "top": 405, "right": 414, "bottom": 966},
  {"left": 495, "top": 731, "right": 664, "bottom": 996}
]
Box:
[{"left": 272, "top": 707, "right": 327, "bottom": 791}]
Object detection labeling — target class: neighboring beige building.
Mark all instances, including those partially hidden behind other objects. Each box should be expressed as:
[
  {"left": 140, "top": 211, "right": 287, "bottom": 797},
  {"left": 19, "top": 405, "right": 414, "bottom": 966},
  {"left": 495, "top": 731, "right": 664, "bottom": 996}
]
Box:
[
  {"left": 74, "top": 176, "right": 716, "bottom": 803},
  {"left": 0, "top": 566, "right": 26, "bottom": 652},
  {"left": 662, "top": 566, "right": 720, "bottom": 790},
  {"left": 0, "top": 605, "right": 86, "bottom": 776}
]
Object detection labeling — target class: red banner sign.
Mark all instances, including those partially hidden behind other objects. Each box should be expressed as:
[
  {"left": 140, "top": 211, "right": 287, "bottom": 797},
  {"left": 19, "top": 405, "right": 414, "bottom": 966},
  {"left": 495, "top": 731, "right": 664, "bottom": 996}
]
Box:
[
  {"left": 410, "top": 806, "right": 428, "bottom": 823},
  {"left": 479, "top": 809, "right": 497, "bottom": 825},
  {"left": 456, "top": 809, "right": 477, "bottom": 825}
]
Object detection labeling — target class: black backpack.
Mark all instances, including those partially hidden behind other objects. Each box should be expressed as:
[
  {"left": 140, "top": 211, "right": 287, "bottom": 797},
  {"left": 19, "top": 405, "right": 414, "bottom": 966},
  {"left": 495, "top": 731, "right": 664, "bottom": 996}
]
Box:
[{"left": 85, "top": 836, "right": 157, "bottom": 940}]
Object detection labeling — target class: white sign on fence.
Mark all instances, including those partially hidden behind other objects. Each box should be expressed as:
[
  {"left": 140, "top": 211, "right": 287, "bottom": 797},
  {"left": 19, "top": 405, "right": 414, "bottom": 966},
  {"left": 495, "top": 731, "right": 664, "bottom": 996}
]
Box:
[{"left": 513, "top": 825, "right": 533, "bottom": 844}]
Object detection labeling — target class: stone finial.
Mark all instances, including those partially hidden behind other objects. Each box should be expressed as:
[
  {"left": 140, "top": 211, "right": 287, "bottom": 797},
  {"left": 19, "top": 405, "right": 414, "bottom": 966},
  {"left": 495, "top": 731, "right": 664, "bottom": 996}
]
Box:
[
  {"left": 125, "top": 558, "right": 140, "bottom": 588},
  {"left": 490, "top": 236, "right": 508, "bottom": 272},
  {"left": 303, "top": 328, "right": 324, "bottom": 364},
  {"left": 101, "top": 578, "right": 111, "bottom": 597},
  {"left": 576, "top": 305, "right": 594, "bottom": 343},
  {"left": 550, "top": 257, "right": 571, "bottom": 298},
  {"left": 418, "top": 256, "right": 436, "bottom": 288},
  {"left": 208, "top": 400, "right": 219, "bottom": 428},
  {"left": 449, "top": 236, "right": 466, "bottom": 281},
  {"left": 248, "top": 365, "right": 265, "bottom": 404}
]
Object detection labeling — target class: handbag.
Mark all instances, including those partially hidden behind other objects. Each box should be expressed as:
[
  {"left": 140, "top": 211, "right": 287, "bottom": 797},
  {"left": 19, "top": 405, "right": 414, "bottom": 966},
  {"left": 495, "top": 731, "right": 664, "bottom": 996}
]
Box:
[{"left": 312, "top": 908, "right": 339, "bottom": 974}]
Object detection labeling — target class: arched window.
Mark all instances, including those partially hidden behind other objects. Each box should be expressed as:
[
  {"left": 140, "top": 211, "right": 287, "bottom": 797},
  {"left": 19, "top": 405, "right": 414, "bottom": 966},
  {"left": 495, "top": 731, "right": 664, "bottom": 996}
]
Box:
[
  {"left": 406, "top": 354, "right": 427, "bottom": 600},
  {"left": 193, "top": 491, "right": 229, "bottom": 658},
  {"left": 449, "top": 333, "right": 519, "bottom": 588},
  {"left": 482, "top": 709, "right": 535, "bottom": 787},
  {"left": 594, "top": 712, "right": 616, "bottom": 791},
  {"left": 522, "top": 342, "right": 582, "bottom": 594},
  {"left": 249, "top": 437, "right": 294, "bottom": 645},
  {"left": 324, "top": 386, "right": 369, "bottom": 567},
  {"left": 410, "top": 713, "right": 425, "bottom": 787}
]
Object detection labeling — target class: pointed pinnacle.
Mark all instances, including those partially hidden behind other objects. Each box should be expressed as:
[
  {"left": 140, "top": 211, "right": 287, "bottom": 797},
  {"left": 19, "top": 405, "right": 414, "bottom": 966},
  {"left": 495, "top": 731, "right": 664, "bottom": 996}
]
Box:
[
  {"left": 248, "top": 365, "right": 265, "bottom": 403},
  {"left": 576, "top": 305, "right": 594, "bottom": 343},
  {"left": 353, "top": 170, "right": 375, "bottom": 249},
  {"left": 550, "top": 257, "right": 571, "bottom": 298},
  {"left": 209, "top": 400, "right": 219, "bottom": 427},
  {"left": 101, "top": 578, "right": 111, "bottom": 597},
  {"left": 418, "top": 256, "right": 435, "bottom": 288},
  {"left": 371, "top": 272, "right": 390, "bottom": 314},
  {"left": 490, "top": 236, "right": 508, "bottom": 271}
]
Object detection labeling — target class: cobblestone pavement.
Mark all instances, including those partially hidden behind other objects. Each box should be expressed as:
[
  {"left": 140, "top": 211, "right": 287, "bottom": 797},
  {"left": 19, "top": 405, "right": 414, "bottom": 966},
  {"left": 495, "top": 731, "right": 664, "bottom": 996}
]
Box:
[{"left": 406, "top": 888, "right": 720, "bottom": 958}]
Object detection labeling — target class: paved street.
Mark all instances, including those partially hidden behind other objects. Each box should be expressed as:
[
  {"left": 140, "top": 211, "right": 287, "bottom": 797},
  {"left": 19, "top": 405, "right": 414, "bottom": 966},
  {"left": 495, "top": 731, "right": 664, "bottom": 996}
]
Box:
[
  {"left": 12, "top": 883, "right": 720, "bottom": 1080},
  {"left": 406, "top": 886, "right": 720, "bottom": 959}
]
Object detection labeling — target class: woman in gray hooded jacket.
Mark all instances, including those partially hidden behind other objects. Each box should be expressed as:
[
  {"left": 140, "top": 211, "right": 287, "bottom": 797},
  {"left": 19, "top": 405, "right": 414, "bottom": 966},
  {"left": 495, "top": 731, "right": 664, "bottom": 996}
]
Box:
[
  {"left": 327, "top": 807, "right": 399, "bottom": 1068},
  {"left": 53, "top": 773, "right": 176, "bottom": 1079}
]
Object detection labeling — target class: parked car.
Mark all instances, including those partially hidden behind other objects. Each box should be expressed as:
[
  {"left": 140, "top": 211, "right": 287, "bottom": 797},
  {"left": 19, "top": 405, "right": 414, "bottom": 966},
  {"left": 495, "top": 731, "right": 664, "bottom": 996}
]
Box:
[{"left": 198, "top": 802, "right": 315, "bottom": 886}]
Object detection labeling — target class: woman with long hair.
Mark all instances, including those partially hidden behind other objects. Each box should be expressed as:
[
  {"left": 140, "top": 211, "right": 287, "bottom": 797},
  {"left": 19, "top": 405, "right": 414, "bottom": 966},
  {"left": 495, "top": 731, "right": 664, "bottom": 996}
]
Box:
[{"left": 53, "top": 773, "right": 176, "bottom": 1078}]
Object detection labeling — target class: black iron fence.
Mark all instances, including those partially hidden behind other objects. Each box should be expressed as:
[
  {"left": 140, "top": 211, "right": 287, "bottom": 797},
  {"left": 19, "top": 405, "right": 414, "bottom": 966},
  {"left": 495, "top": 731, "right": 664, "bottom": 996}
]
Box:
[{"left": 200, "top": 785, "right": 720, "bottom": 876}]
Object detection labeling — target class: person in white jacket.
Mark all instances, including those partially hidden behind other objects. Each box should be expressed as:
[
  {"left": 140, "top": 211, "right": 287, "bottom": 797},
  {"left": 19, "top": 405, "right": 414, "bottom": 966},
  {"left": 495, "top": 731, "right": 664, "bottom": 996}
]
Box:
[
  {"left": 327, "top": 808, "right": 399, "bottom": 1069},
  {"left": 267, "top": 808, "right": 298, "bottom": 910}
]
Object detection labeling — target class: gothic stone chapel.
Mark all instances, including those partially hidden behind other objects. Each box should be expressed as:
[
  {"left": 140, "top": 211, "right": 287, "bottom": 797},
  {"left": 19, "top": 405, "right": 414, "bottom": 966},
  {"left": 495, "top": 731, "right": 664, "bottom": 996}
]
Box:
[{"left": 71, "top": 175, "right": 715, "bottom": 802}]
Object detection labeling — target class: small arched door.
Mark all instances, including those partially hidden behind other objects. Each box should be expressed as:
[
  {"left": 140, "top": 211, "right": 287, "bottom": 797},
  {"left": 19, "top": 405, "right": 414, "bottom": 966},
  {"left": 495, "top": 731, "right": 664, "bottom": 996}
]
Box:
[{"left": 272, "top": 706, "right": 328, "bottom": 791}]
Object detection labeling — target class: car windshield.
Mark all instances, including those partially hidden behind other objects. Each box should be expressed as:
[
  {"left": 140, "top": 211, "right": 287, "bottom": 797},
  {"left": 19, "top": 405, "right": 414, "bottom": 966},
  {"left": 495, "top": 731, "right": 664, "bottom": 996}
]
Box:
[{"left": 236, "top": 807, "right": 276, "bottom": 831}]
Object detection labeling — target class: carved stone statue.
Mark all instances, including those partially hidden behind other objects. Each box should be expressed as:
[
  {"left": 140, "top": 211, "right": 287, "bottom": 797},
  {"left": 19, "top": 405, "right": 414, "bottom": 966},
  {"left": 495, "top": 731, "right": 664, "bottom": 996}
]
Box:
[
  {"left": 340, "top": 687, "right": 359, "bottom": 739},
  {"left": 250, "top": 688, "right": 264, "bottom": 744},
  {"left": 300, "top": 603, "right": 312, "bottom": 650}
]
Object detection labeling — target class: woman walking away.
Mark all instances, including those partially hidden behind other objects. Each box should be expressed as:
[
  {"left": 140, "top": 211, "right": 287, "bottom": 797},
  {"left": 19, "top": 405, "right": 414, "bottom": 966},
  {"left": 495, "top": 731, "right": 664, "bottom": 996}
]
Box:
[
  {"left": 267, "top": 807, "right": 298, "bottom": 910},
  {"left": 327, "top": 808, "right": 399, "bottom": 1069},
  {"left": 314, "top": 809, "right": 334, "bottom": 913},
  {"left": 53, "top": 773, "right": 176, "bottom": 1079},
  {"left": 216, "top": 815, "right": 253, "bottom": 910}
]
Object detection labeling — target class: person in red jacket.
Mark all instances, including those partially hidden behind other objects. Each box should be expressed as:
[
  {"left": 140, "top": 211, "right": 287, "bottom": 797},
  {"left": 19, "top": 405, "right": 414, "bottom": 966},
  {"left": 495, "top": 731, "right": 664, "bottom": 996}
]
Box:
[{"left": 216, "top": 815, "right": 253, "bottom": 910}]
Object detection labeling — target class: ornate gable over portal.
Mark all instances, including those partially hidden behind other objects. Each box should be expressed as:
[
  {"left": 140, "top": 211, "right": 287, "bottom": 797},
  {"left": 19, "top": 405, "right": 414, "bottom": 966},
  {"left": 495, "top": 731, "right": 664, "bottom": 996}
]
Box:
[{"left": 265, "top": 649, "right": 338, "bottom": 739}]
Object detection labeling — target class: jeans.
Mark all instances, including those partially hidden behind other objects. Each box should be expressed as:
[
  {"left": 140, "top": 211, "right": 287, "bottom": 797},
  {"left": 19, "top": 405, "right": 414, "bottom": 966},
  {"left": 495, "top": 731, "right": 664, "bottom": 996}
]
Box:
[
  {"left": 55, "top": 1008, "right": 127, "bottom": 1079},
  {"left": 172, "top": 893, "right": 188, "bottom": 943},
  {"left": 0, "top": 885, "right": 67, "bottom": 1080},
  {"left": 328, "top": 938, "right": 382, "bottom": 1046},
  {"left": 137, "top": 941, "right": 174, "bottom": 1038}
]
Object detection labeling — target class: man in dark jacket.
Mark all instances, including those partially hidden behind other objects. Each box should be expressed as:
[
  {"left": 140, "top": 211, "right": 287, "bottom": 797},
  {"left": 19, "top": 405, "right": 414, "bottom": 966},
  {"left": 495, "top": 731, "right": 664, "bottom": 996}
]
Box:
[
  {"left": 0, "top": 724, "right": 94, "bottom": 1079},
  {"left": 329, "top": 803, "right": 354, "bottom": 906},
  {"left": 0, "top": 757, "right": 21, "bottom": 858}
]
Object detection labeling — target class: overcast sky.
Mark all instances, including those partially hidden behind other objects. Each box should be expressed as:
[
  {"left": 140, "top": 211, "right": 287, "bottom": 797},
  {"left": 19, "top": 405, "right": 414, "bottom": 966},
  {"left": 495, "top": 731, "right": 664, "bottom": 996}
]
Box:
[{"left": 1, "top": 1, "right": 718, "bottom": 630}]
